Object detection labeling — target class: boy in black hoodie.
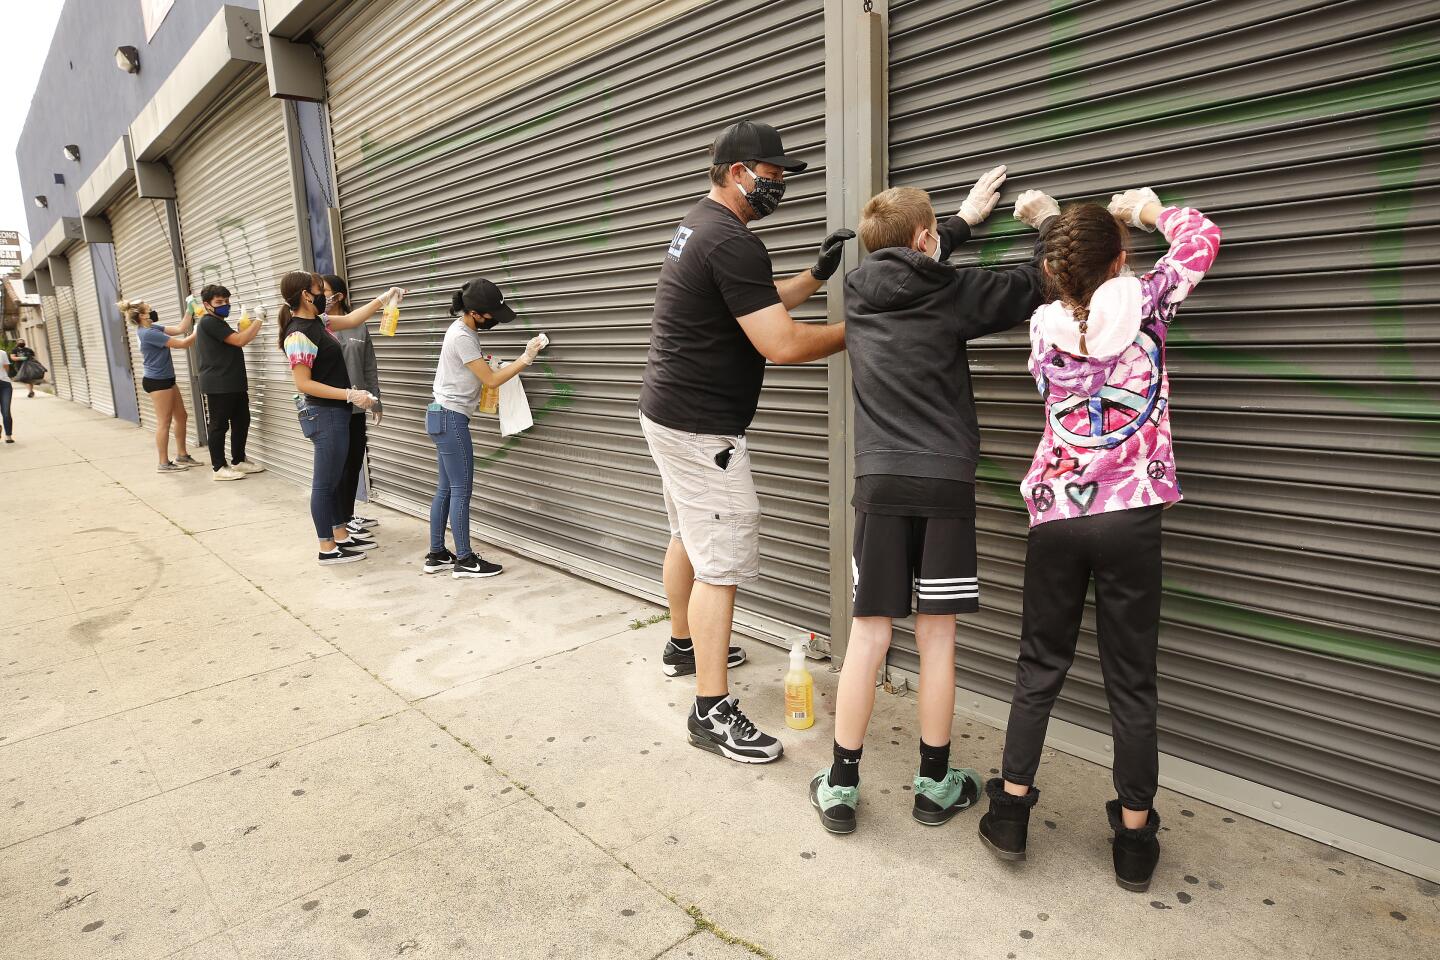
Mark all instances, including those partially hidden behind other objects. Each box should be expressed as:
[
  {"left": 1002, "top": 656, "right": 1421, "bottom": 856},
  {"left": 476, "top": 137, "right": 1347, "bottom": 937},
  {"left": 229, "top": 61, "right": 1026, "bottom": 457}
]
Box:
[{"left": 809, "top": 168, "right": 1057, "bottom": 835}]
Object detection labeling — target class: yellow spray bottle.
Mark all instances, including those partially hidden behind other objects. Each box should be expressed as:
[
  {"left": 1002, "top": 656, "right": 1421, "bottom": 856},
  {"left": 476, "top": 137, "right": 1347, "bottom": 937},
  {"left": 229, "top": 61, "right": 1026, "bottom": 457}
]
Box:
[
  {"left": 379, "top": 289, "right": 402, "bottom": 337},
  {"left": 785, "top": 637, "right": 815, "bottom": 730},
  {"left": 237, "top": 303, "right": 252, "bottom": 331}
]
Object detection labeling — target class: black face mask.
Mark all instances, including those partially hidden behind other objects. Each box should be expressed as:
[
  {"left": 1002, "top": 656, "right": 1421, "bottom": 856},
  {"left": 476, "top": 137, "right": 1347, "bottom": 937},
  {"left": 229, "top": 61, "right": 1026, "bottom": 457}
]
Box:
[
  {"left": 310, "top": 291, "right": 327, "bottom": 313},
  {"left": 736, "top": 166, "right": 786, "bottom": 219},
  {"left": 473, "top": 312, "right": 502, "bottom": 331},
  {"left": 148, "top": 310, "right": 158, "bottom": 323}
]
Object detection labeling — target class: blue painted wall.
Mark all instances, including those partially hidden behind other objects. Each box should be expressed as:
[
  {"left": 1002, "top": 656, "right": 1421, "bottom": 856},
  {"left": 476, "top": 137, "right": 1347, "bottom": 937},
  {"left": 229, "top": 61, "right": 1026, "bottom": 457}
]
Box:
[{"left": 16, "top": 0, "right": 260, "bottom": 244}]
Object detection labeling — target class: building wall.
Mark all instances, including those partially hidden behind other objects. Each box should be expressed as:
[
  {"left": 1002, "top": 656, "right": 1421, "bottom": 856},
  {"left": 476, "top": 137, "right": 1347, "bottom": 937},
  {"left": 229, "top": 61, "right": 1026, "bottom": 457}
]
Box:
[{"left": 15, "top": 0, "right": 257, "bottom": 246}]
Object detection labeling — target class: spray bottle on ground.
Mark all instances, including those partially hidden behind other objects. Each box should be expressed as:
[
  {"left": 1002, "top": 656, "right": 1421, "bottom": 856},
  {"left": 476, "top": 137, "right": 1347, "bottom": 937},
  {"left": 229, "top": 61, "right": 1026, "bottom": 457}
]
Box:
[{"left": 785, "top": 636, "right": 815, "bottom": 730}]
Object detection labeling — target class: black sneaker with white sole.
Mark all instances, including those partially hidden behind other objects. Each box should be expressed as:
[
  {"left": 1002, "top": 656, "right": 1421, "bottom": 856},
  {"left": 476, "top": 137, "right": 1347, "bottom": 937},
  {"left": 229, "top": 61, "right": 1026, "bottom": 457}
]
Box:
[
  {"left": 345, "top": 518, "right": 374, "bottom": 536},
  {"left": 423, "top": 549, "right": 457, "bottom": 574},
  {"left": 687, "top": 695, "right": 783, "bottom": 764},
  {"left": 333, "top": 537, "right": 376, "bottom": 552},
  {"left": 350, "top": 513, "right": 379, "bottom": 529},
  {"left": 318, "top": 546, "right": 367, "bottom": 565},
  {"left": 452, "top": 554, "right": 503, "bottom": 579},
  {"left": 662, "top": 639, "right": 747, "bottom": 677}
]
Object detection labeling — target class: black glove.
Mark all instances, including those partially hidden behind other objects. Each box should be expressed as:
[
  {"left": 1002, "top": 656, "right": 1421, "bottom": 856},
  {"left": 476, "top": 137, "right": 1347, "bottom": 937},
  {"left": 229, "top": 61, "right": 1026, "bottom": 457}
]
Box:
[{"left": 810, "top": 228, "right": 856, "bottom": 280}]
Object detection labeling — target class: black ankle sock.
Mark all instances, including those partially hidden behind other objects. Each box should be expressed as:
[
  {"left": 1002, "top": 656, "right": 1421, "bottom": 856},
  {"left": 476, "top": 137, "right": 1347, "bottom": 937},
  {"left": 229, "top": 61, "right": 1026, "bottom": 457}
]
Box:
[
  {"left": 829, "top": 742, "right": 863, "bottom": 788},
  {"left": 671, "top": 636, "right": 693, "bottom": 651},
  {"left": 919, "top": 739, "right": 950, "bottom": 782},
  {"left": 695, "top": 694, "right": 727, "bottom": 717}
]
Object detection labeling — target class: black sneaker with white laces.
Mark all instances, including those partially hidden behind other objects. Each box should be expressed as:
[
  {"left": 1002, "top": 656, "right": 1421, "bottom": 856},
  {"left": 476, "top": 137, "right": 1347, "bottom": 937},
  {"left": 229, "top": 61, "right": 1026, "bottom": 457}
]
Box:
[
  {"left": 687, "top": 695, "right": 783, "bottom": 764},
  {"left": 423, "top": 549, "right": 457, "bottom": 574},
  {"left": 334, "top": 536, "right": 376, "bottom": 552},
  {"left": 350, "top": 513, "right": 379, "bottom": 529},
  {"left": 345, "top": 518, "right": 374, "bottom": 536},
  {"left": 662, "top": 639, "right": 747, "bottom": 677},
  {"left": 452, "top": 554, "right": 503, "bottom": 579},
  {"left": 318, "top": 546, "right": 366, "bottom": 566}
]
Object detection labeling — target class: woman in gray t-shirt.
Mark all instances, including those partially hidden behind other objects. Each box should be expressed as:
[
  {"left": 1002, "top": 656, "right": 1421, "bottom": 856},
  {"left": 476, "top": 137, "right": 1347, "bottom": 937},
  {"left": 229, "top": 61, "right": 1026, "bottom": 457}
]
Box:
[{"left": 424, "top": 277, "right": 545, "bottom": 580}]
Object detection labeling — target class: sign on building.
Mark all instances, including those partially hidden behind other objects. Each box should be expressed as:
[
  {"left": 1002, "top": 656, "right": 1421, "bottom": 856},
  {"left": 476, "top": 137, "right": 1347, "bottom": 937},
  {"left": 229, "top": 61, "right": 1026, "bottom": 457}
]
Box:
[{"left": 0, "top": 231, "right": 21, "bottom": 278}]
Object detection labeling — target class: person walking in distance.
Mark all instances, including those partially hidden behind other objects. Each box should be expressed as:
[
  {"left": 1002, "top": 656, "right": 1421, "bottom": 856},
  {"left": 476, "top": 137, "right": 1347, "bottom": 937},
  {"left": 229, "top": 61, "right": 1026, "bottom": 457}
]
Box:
[
  {"left": 11, "top": 341, "right": 38, "bottom": 398},
  {"left": 118, "top": 299, "right": 200, "bottom": 471},
  {"left": 638, "top": 120, "right": 854, "bottom": 763},
  {"left": 194, "top": 284, "right": 264, "bottom": 480},
  {"left": 325, "top": 274, "right": 383, "bottom": 541}
]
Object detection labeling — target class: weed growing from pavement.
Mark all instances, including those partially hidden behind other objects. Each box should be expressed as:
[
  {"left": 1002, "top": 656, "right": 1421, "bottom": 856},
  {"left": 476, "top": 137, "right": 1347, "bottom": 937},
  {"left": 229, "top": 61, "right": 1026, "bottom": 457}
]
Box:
[{"left": 629, "top": 612, "right": 671, "bottom": 631}]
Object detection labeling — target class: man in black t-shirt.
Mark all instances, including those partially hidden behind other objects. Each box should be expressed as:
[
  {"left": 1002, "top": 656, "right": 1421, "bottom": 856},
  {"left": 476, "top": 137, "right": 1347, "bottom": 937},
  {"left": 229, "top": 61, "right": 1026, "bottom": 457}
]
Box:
[{"left": 638, "top": 120, "right": 853, "bottom": 764}]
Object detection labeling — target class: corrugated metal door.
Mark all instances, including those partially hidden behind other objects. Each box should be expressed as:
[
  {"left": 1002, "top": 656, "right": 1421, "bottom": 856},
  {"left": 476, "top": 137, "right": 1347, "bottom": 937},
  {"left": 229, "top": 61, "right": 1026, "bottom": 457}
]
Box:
[
  {"left": 319, "top": 0, "right": 832, "bottom": 638},
  {"left": 57, "top": 285, "right": 90, "bottom": 407},
  {"left": 68, "top": 244, "right": 115, "bottom": 417},
  {"left": 42, "top": 295, "right": 70, "bottom": 400},
  {"left": 887, "top": 0, "right": 1440, "bottom": 841},
  {"left": 171, "top": 69, "right": 307, "bottom": 486},
  {"left": 109, "top": 185, "right": 191, "bottom": 433}
]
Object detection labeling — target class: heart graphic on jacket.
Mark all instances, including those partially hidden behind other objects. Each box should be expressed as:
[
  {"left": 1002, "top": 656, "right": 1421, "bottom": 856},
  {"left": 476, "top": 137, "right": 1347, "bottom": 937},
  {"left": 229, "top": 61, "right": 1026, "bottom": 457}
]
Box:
[{"left": 1065, "top": 481, "right": 1099, "bottom": 513}]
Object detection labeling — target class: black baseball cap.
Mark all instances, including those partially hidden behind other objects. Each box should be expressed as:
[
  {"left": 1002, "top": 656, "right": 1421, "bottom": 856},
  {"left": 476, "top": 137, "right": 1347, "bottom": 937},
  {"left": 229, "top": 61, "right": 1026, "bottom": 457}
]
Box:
[
  {"left": 711, "top": 120, "right": 807, "bottom": 173},
  {"left": 457, "top": 278, "right": 516, "bottom": 324}
]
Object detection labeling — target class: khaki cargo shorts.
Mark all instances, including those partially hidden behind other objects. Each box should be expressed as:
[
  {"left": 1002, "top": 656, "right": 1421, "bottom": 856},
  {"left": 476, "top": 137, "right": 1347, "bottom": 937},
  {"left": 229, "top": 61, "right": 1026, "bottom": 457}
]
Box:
[{"left": 640, "top": 413, "right": 761, "bottom": 586}]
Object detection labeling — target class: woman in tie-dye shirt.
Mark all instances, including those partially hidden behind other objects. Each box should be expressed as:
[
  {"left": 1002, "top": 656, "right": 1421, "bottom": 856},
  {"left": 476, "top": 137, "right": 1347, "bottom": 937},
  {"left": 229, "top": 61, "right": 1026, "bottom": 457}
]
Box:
[
  {"left": 978, "top": 191, "right": 1220, "bottom": 894},
  {"left": 277, "top": 270, "right": 403, "bottom": 566}
]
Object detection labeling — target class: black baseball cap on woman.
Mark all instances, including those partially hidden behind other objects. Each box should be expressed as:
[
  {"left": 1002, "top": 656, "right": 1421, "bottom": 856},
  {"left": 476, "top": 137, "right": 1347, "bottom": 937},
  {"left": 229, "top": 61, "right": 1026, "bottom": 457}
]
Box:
[
  {"left": 451, "top": 278, "right": 516, "bottom": 324},
  {"left": 711, "top": 120, "right": 807, "bottom": 173}
]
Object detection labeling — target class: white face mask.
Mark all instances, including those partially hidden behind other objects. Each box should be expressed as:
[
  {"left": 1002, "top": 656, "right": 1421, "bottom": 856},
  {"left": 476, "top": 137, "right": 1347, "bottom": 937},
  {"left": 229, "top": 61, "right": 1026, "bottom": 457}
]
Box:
[{"left": 926, "top": 229, "right": 942, "bottom": 262}]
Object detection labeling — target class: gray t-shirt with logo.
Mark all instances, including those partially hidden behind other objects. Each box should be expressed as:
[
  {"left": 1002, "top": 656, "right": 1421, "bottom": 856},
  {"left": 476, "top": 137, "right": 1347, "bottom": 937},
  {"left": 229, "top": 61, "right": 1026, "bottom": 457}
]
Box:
[{"left": 432, "top": 319, "right": 486, "bottom": 417}]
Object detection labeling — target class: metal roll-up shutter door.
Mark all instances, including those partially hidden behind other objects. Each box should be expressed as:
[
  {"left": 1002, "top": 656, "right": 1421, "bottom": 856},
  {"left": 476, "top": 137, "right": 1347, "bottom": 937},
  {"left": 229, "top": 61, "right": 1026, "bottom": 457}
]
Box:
[
  {"left": 43, "top": 295, "right": 70, "bottom": 400},
  {"left": 57, "top": 285, "right": 91, "bottom": 407},
  {"left": 110, "top": 186, "right": 190, "bottom": 432},
  {"left": 68, "top": 244, "right": 115, "bottom": 417},
  {"left": 320, "top": 0, "right": 831, "bottom": 638},
  {"left": 888, "top": 0, "right": 1440, "bottom": 841},
  {"left": 172, "top": 69, "right": 307, "bottom": 486}
]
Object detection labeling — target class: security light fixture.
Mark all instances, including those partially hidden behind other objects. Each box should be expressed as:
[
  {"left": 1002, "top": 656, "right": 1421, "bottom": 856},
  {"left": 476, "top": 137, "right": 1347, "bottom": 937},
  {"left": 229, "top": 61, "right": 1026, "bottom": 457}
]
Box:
[
  {"left": 33, "top": 196, "right": 48, "bottom": 209},
  {"left": 115, "top": 45, "right": 140, "bottom": 74},
  {"left": 63, "top": 144, "right": 80, "bottom": 162}
]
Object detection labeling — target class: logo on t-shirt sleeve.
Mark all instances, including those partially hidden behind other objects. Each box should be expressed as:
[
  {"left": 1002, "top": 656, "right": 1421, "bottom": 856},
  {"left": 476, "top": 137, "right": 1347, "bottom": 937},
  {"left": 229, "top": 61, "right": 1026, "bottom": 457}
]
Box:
[{"left": 667, "top": 226, "right": 694, "bottom": 260}]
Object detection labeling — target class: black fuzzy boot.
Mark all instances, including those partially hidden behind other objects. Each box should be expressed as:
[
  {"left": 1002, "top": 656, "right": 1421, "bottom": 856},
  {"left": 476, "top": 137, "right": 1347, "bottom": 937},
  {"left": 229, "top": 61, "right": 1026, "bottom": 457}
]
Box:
[
  {"left": 977, "top": 778, "right": 1040, "bottom": 861},
  {"left": 1107, "top": 800, "right": 1161, "bottom": 892}
]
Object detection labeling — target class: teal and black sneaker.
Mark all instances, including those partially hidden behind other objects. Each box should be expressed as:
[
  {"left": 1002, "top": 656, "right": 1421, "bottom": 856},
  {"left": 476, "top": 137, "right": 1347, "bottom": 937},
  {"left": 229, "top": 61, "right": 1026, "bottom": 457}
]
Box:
[
  {"left": 809, "top": 769, "right": 859, "bottom": 835},
  {"left": 912, "top": 767, "right": 982, "bottom": 826}
]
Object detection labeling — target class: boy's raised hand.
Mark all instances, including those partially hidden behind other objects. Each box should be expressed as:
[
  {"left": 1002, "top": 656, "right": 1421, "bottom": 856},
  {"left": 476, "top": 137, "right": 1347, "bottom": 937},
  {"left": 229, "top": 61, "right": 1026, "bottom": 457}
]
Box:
[
  {"left": 1014, "top": 189, "right": 1060, "bottom": 229},
  {"left": 958, "top": 164, "right": 1007, "bottom": 225}
]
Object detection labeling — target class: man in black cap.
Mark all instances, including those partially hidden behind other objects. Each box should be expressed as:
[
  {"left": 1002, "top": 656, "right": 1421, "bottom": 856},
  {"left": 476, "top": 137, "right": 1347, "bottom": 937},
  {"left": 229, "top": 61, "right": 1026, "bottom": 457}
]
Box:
[{"left": 639, "top": 119, "right": 853, "bottom": 764}]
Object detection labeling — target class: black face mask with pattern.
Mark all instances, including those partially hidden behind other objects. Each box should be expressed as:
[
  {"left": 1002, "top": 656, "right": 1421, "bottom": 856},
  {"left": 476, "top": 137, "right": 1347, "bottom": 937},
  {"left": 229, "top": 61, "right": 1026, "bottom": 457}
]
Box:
[{"left": 735, "top": 166, "right": 786, "bottom": 220}]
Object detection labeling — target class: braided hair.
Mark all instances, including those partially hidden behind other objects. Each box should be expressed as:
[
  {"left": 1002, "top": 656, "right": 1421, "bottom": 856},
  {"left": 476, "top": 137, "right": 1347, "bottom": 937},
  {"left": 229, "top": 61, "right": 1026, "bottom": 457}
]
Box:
[{"left": 1043, "top": 203, "right": 1128, "bottom": 355}]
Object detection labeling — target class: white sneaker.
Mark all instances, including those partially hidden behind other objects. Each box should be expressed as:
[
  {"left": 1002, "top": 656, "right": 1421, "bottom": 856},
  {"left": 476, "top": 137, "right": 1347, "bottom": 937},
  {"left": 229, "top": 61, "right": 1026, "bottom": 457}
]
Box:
[
  {"left": 232, "top": 460, "right": 266, "bottom": 474},
  {"left": 212, "top": 466, "right": 246, "bottom": 481}
]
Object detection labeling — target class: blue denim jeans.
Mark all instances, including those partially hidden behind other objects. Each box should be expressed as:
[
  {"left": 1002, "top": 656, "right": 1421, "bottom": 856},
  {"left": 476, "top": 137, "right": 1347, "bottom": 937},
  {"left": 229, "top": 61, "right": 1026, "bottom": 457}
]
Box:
[
  {"left": 426, "top": 405, "right": 473, "bottom": 557},
  {"left": 298, "top": 403, "right": 351, "bottom": 540}
]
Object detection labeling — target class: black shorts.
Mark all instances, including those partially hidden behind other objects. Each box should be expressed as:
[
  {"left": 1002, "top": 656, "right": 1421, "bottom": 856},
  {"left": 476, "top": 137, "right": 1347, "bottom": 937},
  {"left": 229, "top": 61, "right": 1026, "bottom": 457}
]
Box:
[
  {"left": 142, "top": 377, "right": 177, "bottom": 393},
  {"left": 852, "top": 509, "right": 979, "bottom": 618}
]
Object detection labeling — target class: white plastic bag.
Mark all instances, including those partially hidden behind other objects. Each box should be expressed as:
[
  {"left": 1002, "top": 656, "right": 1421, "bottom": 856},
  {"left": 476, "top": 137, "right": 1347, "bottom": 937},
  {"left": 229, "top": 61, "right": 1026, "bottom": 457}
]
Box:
[{"left": 498, "top": 373, "right": 534, "bottom": 437}]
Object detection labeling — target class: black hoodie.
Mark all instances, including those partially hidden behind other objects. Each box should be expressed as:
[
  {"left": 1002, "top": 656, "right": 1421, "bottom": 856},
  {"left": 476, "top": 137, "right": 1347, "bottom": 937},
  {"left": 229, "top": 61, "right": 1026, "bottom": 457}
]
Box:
[{"left": 843, "top": 216, "right": 1048, "bottom": 488}]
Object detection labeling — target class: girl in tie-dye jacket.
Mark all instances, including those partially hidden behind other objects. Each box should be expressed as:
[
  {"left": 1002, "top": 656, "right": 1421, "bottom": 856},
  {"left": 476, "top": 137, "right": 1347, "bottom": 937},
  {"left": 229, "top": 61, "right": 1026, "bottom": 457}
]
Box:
[{"left": 978, "top": 191, "right": 1220, "bottom": 893}]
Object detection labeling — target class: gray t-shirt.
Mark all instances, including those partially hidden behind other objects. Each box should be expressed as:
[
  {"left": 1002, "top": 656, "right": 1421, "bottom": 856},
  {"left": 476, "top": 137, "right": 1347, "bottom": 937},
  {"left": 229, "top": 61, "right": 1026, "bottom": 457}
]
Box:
[{"left": 432, "top": 319, "right": 486, "bottom": 417}]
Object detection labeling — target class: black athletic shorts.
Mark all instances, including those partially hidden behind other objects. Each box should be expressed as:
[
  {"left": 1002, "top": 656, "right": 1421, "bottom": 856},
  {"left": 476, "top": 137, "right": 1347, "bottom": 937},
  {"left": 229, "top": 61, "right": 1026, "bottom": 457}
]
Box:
[
  {"left": 142, "top": 376, "right": 177, "bottom": 393},
  {"left": 851, "top": 509, "right": 979, "bottom": 618}
]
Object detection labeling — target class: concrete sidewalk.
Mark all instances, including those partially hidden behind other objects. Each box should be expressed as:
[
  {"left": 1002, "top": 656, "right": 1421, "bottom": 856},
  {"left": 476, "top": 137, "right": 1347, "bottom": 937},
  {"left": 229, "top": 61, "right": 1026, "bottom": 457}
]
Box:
[{"left": 1, "top": 394, "right": 1433, "bottom": 960}]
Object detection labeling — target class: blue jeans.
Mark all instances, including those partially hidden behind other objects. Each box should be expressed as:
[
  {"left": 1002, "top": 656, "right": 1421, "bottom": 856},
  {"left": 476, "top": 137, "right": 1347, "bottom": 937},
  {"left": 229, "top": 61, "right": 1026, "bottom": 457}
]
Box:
[
  {"left": 426, "top": 405, "right": 473, "bottom": 557},
  {"left": 298, "top": 403, "right": 351, "bottom": 540},
  {"left": 0, "top": 381, "right": 11, "bottom": 436}
]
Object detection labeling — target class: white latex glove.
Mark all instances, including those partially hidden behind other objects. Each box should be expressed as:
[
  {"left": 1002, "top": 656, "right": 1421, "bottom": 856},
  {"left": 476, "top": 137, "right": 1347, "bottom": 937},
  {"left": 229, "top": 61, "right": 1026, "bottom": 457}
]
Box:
[
  {"left": 370, "top": 406, "right": 383, "bottom": 426},
  {"left": 384, "top": 286, "right": 407, "bottom": 305},
  {"left": 1014, "top": 190, "right": 1060, "bottom": 229},
  {"left": 1108, "top": 188, "right": 1161, "bottom": 231},
  {"left": 958, "top": 164, "right": 1007, "bottom": 226},
  {"left": 348, "top": 389, "right": 376, "bottom": 411},
  {"left": 523, "top": 334, "right": 547, "bottom": 363}
]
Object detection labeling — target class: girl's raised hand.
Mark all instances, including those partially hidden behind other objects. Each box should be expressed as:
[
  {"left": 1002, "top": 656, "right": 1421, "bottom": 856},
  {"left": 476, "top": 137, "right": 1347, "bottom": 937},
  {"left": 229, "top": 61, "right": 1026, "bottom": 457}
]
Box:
[
  {"left": 1107, "top": 188, "right": 1161, "bottom": 231},
  {"left": 1013, "top": 190, "right": 1059, "bottom": 229}
]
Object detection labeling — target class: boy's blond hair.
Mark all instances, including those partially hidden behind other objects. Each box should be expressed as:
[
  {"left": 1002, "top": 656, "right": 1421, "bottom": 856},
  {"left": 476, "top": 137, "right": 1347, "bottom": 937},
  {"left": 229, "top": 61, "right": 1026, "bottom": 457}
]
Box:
[{"left": 859, "top": 186, "right": 936, "bottom": 252}]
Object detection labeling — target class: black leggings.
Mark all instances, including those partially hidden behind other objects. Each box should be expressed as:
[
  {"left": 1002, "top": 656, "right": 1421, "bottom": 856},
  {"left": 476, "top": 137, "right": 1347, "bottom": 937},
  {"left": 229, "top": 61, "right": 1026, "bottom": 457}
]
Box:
[
  {"left": 1001, "top": 505, "right": 1163, "bottom": 811},
  {"left": 336, "top": 412, "right": 367, "bottom": 522},
  {"left": 205, "top": 391, "right": 250, "bottom": 471}
]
